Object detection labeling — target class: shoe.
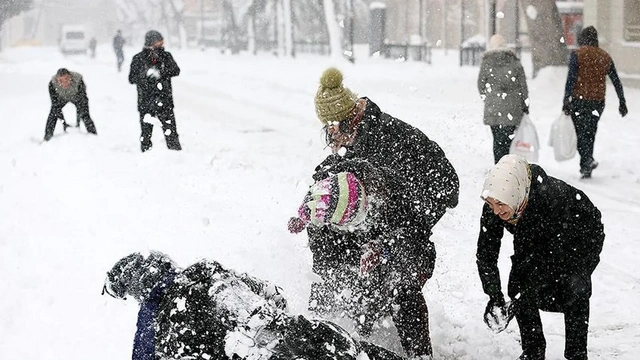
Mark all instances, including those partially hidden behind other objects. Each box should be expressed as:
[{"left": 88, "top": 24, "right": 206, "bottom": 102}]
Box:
[
  {"left": 580, "top": 160, "right": 598, "bottom": 179},
  {"left": 517, "top": 351, "right": 545, "bottom": 360}
]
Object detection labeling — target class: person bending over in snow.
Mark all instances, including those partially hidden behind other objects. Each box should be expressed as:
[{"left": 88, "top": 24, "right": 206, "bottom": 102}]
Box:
[
  {"left": 128, "top": 30, "right": 181, "bottom": 152},
  {"left": 288, "top": 161, "right": 438, "bottom": 360},
  {"left": 476, "top": 155, "right": 605, "bottom": 360},
  {"left": 44, "top": 68, "right": 98, "bottom": 141},
  {"left": 102, "top": 251, "right": 406, "bottom": 360}
]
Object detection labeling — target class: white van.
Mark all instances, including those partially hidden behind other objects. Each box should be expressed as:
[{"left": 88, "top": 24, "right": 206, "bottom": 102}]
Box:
[{"left": 60, "top": 25, "right": 87, "bottom": 55}]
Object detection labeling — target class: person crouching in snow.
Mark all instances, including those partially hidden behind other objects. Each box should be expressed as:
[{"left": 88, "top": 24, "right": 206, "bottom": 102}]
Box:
[
  {"left": 288, "top": 162, "right": 436, "bottom": 360},
  {"left": 476, "top": 155, "right": 604, "bottom": 360},
  {"left": 103, "top": 250, "right": 406, "bottom": 360},
  {"left": 44, "top": 68, "right": 98, "bottom": 141}
]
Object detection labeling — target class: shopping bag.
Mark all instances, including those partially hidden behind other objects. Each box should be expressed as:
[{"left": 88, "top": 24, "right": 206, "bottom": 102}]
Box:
[
  {"left": 510, "top": 114, "right": 540, "bottom": 163},
  {"left": 548, "top": 113, "right": 577, "bottom": 162}
]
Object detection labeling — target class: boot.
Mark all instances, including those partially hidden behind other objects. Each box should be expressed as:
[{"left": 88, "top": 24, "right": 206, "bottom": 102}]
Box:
[{"left": 518, "top": 350, "right": 545, "bottom": 360}]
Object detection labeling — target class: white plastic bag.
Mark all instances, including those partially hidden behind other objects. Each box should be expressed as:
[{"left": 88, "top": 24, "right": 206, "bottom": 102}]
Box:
[
  {"left": 510, "top": 114, "right": 540, "bottom": 163},
  {"left": 548, "top": 113, "right": 577, "bottom": 162}
]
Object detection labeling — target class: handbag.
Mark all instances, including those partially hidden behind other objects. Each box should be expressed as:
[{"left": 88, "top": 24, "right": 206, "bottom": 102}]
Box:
[
  {"left": 510, "top": 114, "right": 540, "bottom": 163},
  {"left": 548, "top": 113, "right": 577, "bottom": 162}
]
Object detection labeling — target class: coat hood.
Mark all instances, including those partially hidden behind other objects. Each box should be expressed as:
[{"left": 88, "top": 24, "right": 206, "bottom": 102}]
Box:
[
  {"left": 482, "top": 48, "right": 519, "bottom": 66},
  {"left": 103, "top": 251, "right": 178, "bottom": 302}
]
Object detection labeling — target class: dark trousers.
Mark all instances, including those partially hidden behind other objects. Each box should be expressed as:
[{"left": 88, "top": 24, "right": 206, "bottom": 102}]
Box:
[
  {"left": 139, "top": 111, "right": 182, "bottom": 152},
  {"left": 309, "top": 275, "right": 432, "bottom": 357},
  {"left": 514, "top": 291, "right": 590, "bottom": 360},
  {"left": 570, "top": 100, "right": 605, "bottom": 174},
  {"left": 491, "top": 125, "right": 517, "bottom": 164},
  {"left": 391, "top": 284, "right": 432, "bottom": 357},
  {"left": 115, "top": 50, "right": 124, "bottom": 72},
  {"left": 45, "top": 100, "right": 97, "bottom": 140}
]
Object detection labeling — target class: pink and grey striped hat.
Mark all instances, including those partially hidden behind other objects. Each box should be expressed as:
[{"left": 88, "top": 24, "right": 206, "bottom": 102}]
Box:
[{"left": 299, "top": 172, "right": 368, "bottom": 229}]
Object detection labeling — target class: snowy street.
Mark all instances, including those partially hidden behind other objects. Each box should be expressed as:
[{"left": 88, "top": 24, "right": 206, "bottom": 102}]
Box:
[{"left": 1, "top": 45, "right": 639, "bottom": 359}]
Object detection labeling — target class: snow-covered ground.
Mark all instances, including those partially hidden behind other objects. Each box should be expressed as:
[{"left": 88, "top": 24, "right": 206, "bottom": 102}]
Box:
[{"left": 1, "top": 44, "right": 639, "bottom": 360}]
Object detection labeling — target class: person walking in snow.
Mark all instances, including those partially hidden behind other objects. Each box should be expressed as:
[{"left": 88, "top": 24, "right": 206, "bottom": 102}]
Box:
[
  {"left": 128, "top": 30, "right": 182, "bottom": 152},
  {"left": 476, "top": 155, "right": 604, "bottom": 360},
  {"left": 562, "top": 26, "right": 628, "bottom": 179},
  {"left": 291, "top": 67, "right": 460, "bottom": 359},
  {"left": 44, "top": 68, "right": 98, "bottom": 141},
  {"left": 103, "top": 251, "right": 406, "bottom": 360},
  {"left": 477, "top": 34, "right": 530, "bottom": 164},
  {"left": 113, "top": 30, "right": 126, "bottom": 72},
  {"left": 89, "top": 37, "right": 97, "bottom": 59}
]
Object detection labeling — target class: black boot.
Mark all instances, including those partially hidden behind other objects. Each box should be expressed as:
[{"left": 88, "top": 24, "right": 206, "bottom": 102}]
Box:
[{"left": 517, "top": 350, "right": 545, "bottom": 360}]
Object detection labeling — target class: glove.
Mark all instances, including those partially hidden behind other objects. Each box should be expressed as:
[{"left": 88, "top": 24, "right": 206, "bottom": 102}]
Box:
[
  {"left": 562, "top": 98, "right": 572, "bottom": 116},
  {"left": 359, "top": 241, "right": 389, "bottom": 276},
  {"left": 312, "top": 154, "right": 343, "bottom": 181},
  {"left": 287, "top": 217, "right": 306, "bottom": 234},
  {"left": 483, "top": 295, "right": 515, "bottom": 333},
  {"left": 619, "top": 102, "right": 628, "bottom": 117},
  {"left": 146, "top": 67, "right": 161, "bottom": 79}
]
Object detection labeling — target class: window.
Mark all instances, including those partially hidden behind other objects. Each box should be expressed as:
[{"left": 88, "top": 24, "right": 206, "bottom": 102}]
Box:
[
  {"left": 624, "top": 0, "right": 640, "bottom": 41},
  {"left": 66, "top": 32, "right": 85, "bottom": 40}
]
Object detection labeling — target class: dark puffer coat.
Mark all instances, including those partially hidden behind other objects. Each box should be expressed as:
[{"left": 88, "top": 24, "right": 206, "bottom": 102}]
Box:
[
  {"left": 476, "top": 164, "right": 605, "bottom": 312},
  {"left": 316, "top": 97, "right": 460, "bottom": 229},
  {"left": 308, "top": 159, "right": 435, "bottom": 285},
  {"left": 104, "top": 252, "right": 406, "bottom": 360},
  {"left": 128, "top": 47, "right": 180, "bottom": 114}
]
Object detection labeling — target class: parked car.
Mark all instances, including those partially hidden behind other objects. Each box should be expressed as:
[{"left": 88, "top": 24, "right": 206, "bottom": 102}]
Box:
[{"left": 60, "top": 25, "right": 87, "bottom": 55}]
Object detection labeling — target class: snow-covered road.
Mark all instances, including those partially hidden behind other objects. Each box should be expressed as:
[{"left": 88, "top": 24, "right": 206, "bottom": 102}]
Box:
[{"left": 1, "top": 45, "right": 639, "bottom": 359}]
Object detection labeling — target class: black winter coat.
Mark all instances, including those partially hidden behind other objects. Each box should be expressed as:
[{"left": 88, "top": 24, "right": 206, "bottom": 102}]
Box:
[
  {"left": 307, "top": 160, "right": 435, "bottom": 283},
  {"left": 315, "top": 98, "right": 460, "bottom": 230},
  {"left": 128, "top": 48, "right": 180, "bottom": 114},
  {"left": 307, "top": 96, "right": 460, "bottom": 287},
  {"left": 154, "top": 260, "right": 286, "bottom": 360},
  {"left": 476, "top": 164, "right": 604, "bottom": 312}
]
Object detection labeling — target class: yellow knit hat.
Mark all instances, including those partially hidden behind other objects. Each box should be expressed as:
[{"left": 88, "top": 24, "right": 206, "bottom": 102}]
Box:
[{"left": 314, "top": 68, "right": 358, "bottom": 125}]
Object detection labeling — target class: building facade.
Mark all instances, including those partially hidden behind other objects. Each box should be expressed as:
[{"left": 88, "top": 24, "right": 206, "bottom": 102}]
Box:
[
  {"left": 583, "top": 0, "right": 640, "bottom": 83},
  {"left": 1, "top": 0, "right": 119, "bottom": 48}
]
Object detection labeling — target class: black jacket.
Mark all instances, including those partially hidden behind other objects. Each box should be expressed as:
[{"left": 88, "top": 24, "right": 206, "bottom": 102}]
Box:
[
  {"left": 128, "top": 48, "right": 180, "bottom": 114},
  {"left": 476, "top": 164, "right": 604, "bottom": 311},
  {"left": 113, "top": 34, "right": 125, "bottom": 52},
  {"left": 316, "top": 98, "right": 460, "bottom": 230},
  {"left": 307, "top": 97, "right": 459, "bottom": 287},
  {"left": 121, "top": 257, "right": 402, "bottom": 360}
]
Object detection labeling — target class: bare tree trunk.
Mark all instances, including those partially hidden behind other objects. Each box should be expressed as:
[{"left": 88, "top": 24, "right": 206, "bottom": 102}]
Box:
[
  {"left": 247, "top": 12, "right": 256, "bottom": 54},
  {"left": 323, "top": 0, "right": 342, "bottom": 61},
  {"left": 283, "top": 0, "right": 293, "bottom": 57},
  {"left": 165, "top": 0, "right": 188, "bottom": 49},
  {"left": 520, "top": 0, "right": 567, "bottom": 77}
]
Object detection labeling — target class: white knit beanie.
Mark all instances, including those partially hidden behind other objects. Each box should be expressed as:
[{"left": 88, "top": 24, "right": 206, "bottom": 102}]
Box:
[
  {"left": 488, "top": 34, "right": 507, "bottom": 50},
  {"left": 481, "top": 155, "right": 531, "bottom": 211}
]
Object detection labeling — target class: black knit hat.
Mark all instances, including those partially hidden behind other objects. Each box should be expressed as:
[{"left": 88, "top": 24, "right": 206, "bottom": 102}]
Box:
[
  {"left": 578, "top": 26, "right": 599, "bottom": 47},
  {"left": 144, "top": 30, "right": 164, "bottom": 47}
]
